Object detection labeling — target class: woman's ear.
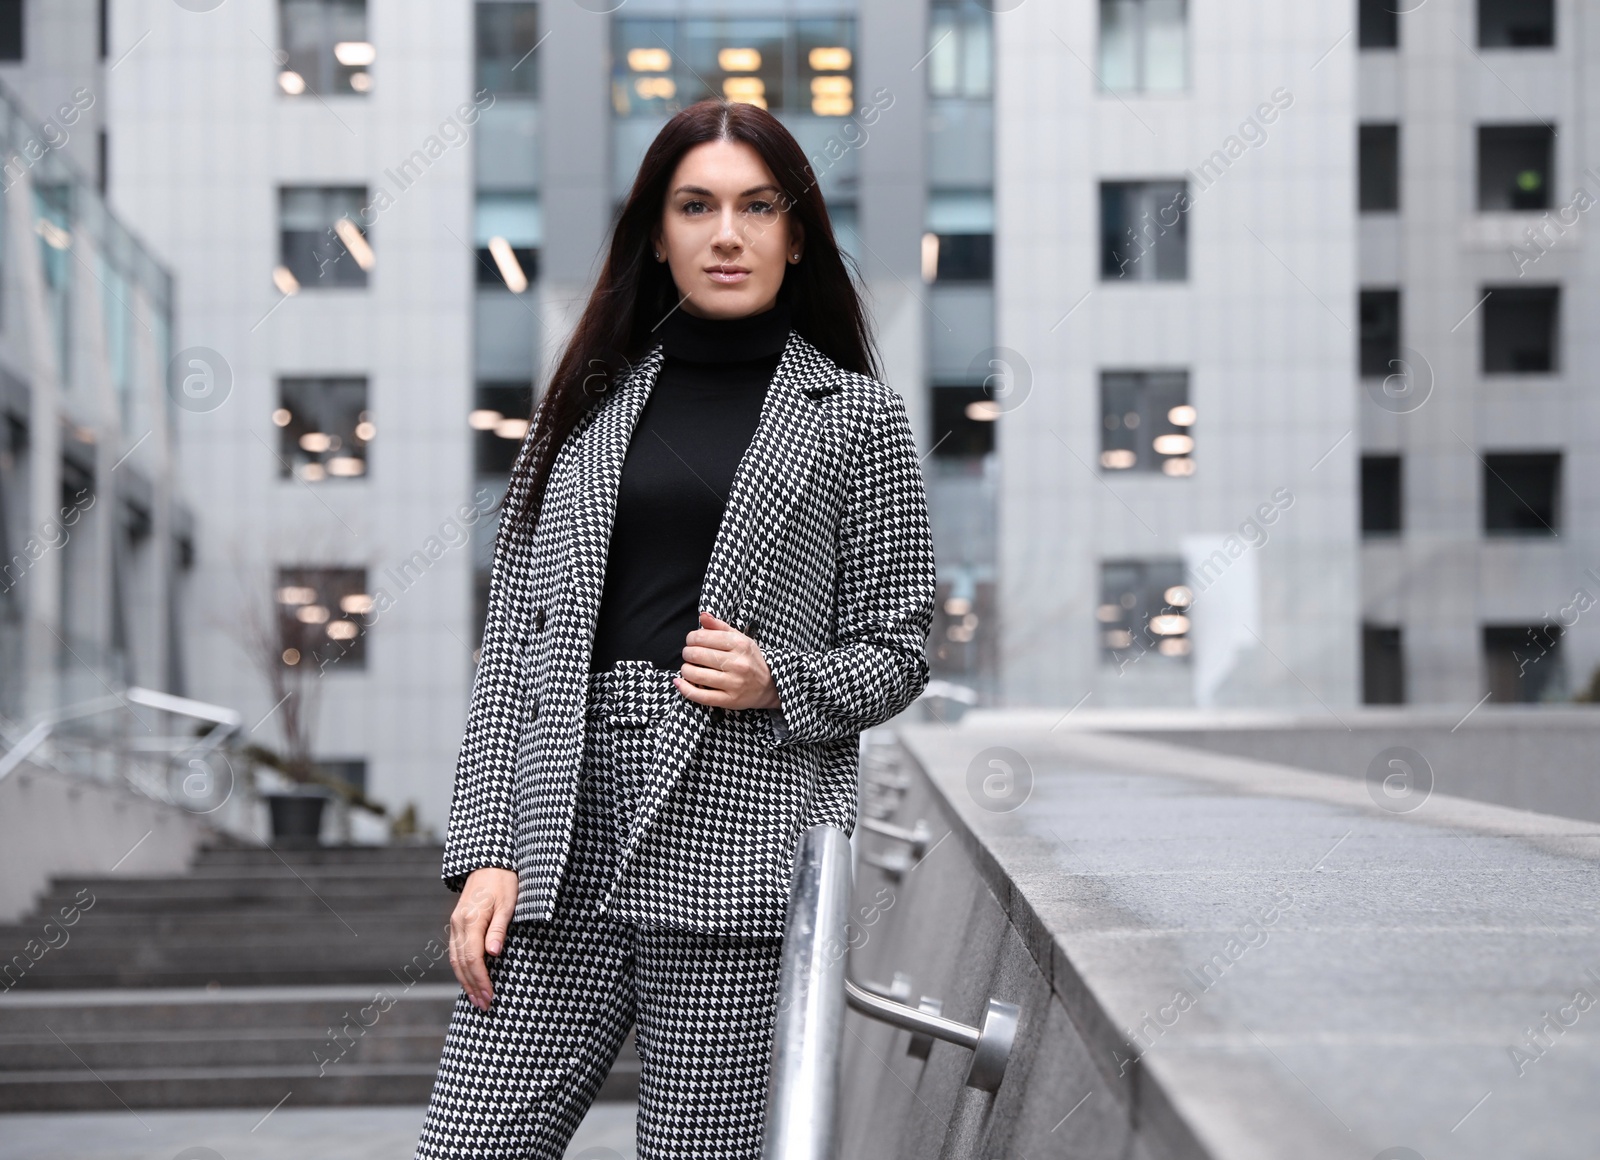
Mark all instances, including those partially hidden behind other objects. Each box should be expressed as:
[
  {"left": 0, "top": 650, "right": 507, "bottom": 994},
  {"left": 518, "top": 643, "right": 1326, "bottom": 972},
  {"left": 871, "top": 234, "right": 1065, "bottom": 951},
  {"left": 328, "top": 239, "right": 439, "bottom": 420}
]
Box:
[{"left": 789, "top": 221, "right": 805, "bottom": 261}]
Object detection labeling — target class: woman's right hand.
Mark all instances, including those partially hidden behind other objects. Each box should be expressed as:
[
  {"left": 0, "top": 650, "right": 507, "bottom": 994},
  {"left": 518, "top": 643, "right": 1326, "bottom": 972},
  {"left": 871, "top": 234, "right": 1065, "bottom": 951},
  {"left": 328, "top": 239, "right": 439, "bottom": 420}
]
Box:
[{"left": 448, "top": 867, "right": 518, "bottom": 1010}]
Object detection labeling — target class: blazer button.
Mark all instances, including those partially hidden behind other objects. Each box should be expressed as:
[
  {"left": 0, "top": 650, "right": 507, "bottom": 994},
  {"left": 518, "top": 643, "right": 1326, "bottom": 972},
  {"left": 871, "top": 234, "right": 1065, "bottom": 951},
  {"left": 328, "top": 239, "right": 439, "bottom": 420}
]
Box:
[
  {"left": 528, "top": 694, "right": 541, "bottom": 723},
  {"left": 534, "top": 606, "right": 546, "bottom": 633}
]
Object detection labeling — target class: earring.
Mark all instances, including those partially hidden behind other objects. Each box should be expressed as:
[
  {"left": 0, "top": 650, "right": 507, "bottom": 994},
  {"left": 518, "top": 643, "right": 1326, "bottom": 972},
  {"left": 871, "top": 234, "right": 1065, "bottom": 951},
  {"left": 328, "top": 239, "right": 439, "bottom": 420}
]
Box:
[
  {"left": 654, "top": 250, "right": 661, "bottom": 260},
  {"left": 791, "top": 253, "right": 800, "bottom": 261}
]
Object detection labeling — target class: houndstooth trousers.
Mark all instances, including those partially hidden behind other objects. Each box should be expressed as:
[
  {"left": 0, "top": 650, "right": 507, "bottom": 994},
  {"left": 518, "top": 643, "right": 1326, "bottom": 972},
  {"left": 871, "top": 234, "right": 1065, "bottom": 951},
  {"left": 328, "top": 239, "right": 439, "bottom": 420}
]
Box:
[{"left": 414, "top": 659, "right": 785, "bottom": 1160}]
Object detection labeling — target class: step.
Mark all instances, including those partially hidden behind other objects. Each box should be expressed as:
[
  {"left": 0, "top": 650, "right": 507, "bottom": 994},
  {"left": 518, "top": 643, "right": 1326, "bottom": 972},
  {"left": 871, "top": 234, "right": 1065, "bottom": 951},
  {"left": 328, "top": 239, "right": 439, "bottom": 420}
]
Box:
[
  {"left": 193, "top": 845, "right": 445, "bottom": 868},
  {"left": 0, "top": 985, "right": 638, "bottom": 1110}
]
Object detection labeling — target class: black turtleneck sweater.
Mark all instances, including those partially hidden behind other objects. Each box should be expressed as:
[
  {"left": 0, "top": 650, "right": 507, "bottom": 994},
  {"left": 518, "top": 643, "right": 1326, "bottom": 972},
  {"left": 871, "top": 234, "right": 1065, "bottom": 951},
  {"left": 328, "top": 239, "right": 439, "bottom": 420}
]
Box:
[{"left": 588, "top": 296, "right": 792, "bottom": 673}]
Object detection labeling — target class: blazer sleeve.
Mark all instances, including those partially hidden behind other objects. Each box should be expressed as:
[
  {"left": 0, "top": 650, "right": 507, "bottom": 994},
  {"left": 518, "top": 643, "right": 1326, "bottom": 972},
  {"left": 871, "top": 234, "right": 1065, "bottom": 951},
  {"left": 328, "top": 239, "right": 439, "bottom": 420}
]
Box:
[
  {"left": 439, "top": 498, "right": 536, "bottom": 892},
  {"left": 756, "top": 385, "right": 936, "bottom": 747}
]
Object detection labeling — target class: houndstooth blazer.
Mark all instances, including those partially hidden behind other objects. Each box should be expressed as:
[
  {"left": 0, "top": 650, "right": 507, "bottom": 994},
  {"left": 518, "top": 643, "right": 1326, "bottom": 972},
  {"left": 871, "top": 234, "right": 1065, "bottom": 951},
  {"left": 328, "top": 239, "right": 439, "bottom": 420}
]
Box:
[{"left": 439, "top": 328, "right": 936, "bottom": 937}]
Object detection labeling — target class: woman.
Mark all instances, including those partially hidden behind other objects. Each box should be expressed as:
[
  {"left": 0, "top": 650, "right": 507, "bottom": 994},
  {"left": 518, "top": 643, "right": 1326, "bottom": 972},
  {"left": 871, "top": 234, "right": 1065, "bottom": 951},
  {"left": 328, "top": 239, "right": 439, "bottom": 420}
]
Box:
[{"left": 414, "top": 97, "right": 936, "bottom": 1160}]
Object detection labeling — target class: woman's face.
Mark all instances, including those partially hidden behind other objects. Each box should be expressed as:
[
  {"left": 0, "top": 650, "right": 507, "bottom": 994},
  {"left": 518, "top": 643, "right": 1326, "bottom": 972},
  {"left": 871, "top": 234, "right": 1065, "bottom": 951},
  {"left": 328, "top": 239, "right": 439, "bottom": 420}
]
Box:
[{"left": 653, "top": 138, "right": 802, "bottom": 320}]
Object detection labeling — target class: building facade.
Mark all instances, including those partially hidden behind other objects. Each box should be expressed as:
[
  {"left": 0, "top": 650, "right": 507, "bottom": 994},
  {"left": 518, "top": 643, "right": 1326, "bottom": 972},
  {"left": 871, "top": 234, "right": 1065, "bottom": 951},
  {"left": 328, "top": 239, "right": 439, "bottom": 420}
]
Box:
[
  {"left": 0, "top": 0, "right": 188, "bottom": 728},
  {"left": 14, "top": 0, "right": 1583, "bottom": 841}
]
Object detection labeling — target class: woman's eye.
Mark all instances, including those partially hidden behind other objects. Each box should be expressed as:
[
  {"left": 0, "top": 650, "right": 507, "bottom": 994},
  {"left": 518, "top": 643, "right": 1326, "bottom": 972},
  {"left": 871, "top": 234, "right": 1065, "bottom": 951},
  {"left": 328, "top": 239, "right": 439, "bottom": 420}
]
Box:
[
  {"left": 748, "top": 201, "right": 774, "bottom": 214},
  {"left": 682, "top": 200, "right": 707, "bottom": 214}
]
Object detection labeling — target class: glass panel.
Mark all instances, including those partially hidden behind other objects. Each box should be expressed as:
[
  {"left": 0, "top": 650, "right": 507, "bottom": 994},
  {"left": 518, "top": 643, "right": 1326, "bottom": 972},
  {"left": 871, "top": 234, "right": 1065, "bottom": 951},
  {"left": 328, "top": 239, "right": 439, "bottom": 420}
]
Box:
[
  {"left": 1099, "top": 0, "right": 1139, "bottom": 90},
  {"left": 277, "top": 377, "right": 370, "bottom": 482},
  {"left": 1142, "top": 0, "right": 1187, "bottom": 92},
  {"left": 474, "top": 192, "right": 541, "bottom": 247},
  {"left": 960, "top": 10, "right": 993, "bottom": 98},
  {"left": 928, "top": 11, "right": 961, "bottom": 97},
  {"left": 476, "top": 1, "right": 539, "bottom": 95}
]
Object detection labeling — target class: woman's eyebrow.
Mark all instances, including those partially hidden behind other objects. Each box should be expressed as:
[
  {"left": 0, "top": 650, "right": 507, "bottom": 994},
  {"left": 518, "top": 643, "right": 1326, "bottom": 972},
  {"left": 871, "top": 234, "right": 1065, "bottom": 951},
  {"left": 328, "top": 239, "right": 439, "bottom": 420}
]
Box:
[{"left": 671, "top": 183, "right": 782, "bottom": 198}]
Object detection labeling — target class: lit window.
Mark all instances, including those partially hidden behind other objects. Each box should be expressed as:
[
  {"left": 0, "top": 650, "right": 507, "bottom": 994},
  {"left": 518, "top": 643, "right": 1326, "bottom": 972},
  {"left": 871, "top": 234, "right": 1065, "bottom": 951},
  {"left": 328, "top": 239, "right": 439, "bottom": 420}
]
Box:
[
  {"left": 279, "top": 0, "right": 370, "bottom": 96},
  {"left": 475, "top": 193, "right": 540, "bottom": 290},
  {"left": 473, "top": 382, "right": 534, "bottom": 475},
  {"left": 1100, "top": 560, "right": 1191, "bottom": 664},
  {"left": 1099, "top": 0, "right": 1187, "bottom": 94},
  {"left": 613, "top": 18, "right": 855, "bottom": 117},
  {"left": 277, "top": 378, "right": 370, "bottom": 482},
  {"left": 277, "top": 567, "right": 370, "bottom": 670},
  {"left": 924, "top": 191, "right": 993, "bottom": 283},
  {"left": 1100, "top": 371, "right": 1192, "bottom": 474}
]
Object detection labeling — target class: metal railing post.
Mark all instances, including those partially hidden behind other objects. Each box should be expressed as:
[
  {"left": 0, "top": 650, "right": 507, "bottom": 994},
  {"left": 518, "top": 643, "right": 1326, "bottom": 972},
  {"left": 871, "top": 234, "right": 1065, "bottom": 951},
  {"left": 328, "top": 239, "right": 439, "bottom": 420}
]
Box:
[{"left": 762, "top": 824, "right": 852, "bottom": 1160}]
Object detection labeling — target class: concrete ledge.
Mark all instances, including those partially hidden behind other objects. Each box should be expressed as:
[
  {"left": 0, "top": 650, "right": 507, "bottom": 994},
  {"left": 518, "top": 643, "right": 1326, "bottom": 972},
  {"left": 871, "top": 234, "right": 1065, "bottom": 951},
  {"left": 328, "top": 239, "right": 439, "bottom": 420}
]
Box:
[
  {"left": 846, "top": 721, "right": 1600, "bottom": 1160},
  {"left": 0, "top": 766, "right": 222, "bottom": 923},
  {"left": 964, "top": 704, "right": 1600, "bottom": 823}
]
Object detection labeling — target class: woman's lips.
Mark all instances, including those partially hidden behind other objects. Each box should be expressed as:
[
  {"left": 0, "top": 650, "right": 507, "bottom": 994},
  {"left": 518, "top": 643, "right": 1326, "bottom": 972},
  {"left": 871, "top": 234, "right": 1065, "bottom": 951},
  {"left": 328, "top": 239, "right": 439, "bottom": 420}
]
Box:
[{"left": 706, "top": 268, "right": 750, "bottom": 284}]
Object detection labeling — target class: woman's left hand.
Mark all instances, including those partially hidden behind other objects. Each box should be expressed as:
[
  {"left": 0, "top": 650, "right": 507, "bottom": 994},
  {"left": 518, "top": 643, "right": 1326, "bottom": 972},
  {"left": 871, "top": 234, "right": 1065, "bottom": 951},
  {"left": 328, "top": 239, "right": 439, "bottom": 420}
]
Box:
[{"left": 676, "top": 612, "right": 782, "bottom": 710}]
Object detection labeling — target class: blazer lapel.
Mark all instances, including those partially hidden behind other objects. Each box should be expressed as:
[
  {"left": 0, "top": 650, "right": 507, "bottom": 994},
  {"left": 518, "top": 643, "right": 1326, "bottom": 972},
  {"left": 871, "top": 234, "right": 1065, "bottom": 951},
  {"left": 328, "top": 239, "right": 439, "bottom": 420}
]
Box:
[
  {"left": 538, "top": 345, "right": 665, "bottom": 794},
  {"left": 621, "top": 329, "right": 842, "bottom": 862}
]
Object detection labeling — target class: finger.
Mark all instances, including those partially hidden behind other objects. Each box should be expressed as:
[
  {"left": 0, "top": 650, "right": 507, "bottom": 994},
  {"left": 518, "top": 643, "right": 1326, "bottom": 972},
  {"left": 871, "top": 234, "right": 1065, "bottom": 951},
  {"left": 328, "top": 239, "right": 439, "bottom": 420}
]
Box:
[
  {"left": 680, "top": 644, "right": 732, "bottom": 669},
  {"left": 485, "top": 898, "right": 511, "bottom": 958},
  {"left": 674, "top": 674, "right": 735, "bottom": 706},
  {"left": 681, "top": 662, "right": 738, "bottom": 689},
  {"left": 458, "top": 894, "right": 493, "bottom": 1007},
  {"left": 699, "top": 611, "right": 732, "bottom": 630},
  {"left": 684, "top": 627, "right": 738, "bottom": 650}
]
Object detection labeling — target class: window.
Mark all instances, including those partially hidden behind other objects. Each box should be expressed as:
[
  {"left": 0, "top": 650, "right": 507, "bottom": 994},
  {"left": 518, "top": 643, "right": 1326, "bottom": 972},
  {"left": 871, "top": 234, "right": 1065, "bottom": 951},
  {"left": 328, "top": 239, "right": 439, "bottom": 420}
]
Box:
[
  {"left": 276, "top": 567, "right": 371, "bottom": 670},
  {"left": 275, "top": 378, "right": 371, "bottom": 481},
  {"left": 930, "top": 385, "right": 996, "bottom": 459},
  {"left": 1479, "top": 126, "right": 1554, "bottom": 211},
  {"left": 1361, "top": 455, "right": 1402, "bottom": 535},
  {"left": 1483, "top": 452, "right": 1559, "bottom": 535},
  {"left": 1359, "top": 124, "right": 1399, "bottom": 212},
  {"left": 924, "top": 191, "right": 993, "bottom": 283},
  {"left": 0, "top": 0, "right": 21, "bottom": 61},
  {"left": 279, "top": 0, "right": 370, "bottom": 96},
  {"left": 475, "top": 193, "right": 539, "bottom": 290},
  {"left": 1359, "top": 0, "right": 1399, "bottom": 49},
  {"left": 1360, "top": 289, "right": 1401, "bottom": 377},
  {"left": 476, "top": 2, "right": 539, "bottom": 96},
  {"left": 1479, "top": 0, "right": 1554, "bottom": 49},
  {"left": 1101, "top": 181, "right": 1188, "bottom": 281},
  {"left": 1100, "top": 371, "right": 1193, "bottom": 475},
  {"left": 1484, "top": 624, "right": 1564, "bottom": 703},
  {"left": 1099, "top": 560, "right": 1191, "bottom": 663},
  {"left": 612, "top": 17, "right": 856, "bottom": 118},
  {"left": 1362, "top": 625, "right": 1404, "bottom": 704},
  {"left": 471, "top": 382, "right": 534, "bottom": 475},
  {"left": 1482, "top": 286, "right": 1558, "bottom": 373},
  {"left": 1099, "top": 0, "right": 1186, "bottom": 93},
  {"left": 277, "top": 186, "right": 372, "bottom": 290},
  {"left": 928, "top": 2, "right": 993, "bottom": 99}
]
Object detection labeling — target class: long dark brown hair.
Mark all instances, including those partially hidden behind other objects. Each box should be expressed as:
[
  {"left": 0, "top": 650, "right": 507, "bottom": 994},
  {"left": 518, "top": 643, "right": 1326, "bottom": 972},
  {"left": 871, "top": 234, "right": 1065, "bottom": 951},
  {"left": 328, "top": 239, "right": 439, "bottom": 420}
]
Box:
[{"left": 497, "top": 97, "right": 880, "bottom": 535}]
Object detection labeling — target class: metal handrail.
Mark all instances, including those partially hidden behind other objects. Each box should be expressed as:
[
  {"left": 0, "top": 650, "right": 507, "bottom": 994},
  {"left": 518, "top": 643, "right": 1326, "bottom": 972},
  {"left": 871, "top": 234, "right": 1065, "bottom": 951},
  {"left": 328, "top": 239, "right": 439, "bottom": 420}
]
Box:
[
  {"left": 762, "top": 824, "right": 852, "bottom": 1160},
  {"left": 763, "top": 819, "right": 1025, "bottom": 1156}
]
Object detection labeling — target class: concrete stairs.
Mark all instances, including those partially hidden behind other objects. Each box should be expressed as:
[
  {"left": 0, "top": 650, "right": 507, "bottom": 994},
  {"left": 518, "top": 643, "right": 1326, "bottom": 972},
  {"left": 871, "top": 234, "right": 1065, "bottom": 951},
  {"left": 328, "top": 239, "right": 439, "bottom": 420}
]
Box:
[{"left": 0, "top": 843, "right": 640, "bottom": 1110}]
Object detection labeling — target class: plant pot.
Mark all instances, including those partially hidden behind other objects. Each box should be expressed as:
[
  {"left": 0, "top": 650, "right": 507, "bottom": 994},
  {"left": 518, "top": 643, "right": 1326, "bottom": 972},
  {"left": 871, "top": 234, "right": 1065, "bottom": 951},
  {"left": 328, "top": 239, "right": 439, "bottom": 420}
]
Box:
[{"left": 264, "top": 791, "right": 329, "bottom": 847}]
